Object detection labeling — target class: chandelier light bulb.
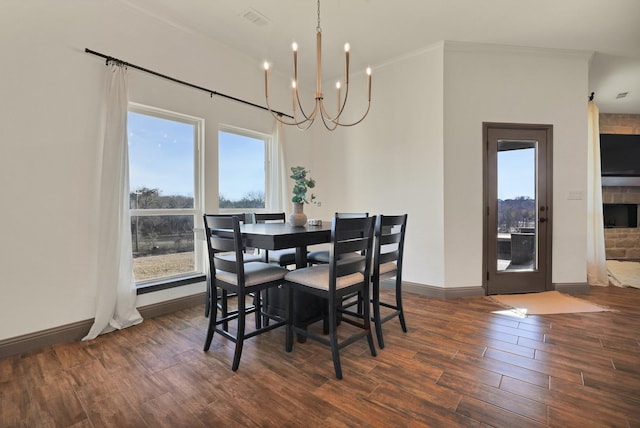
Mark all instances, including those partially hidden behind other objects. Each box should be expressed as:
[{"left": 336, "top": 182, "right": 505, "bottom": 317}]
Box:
[{"left": 344, "top": 43, "right": 350, "bottom": 52}]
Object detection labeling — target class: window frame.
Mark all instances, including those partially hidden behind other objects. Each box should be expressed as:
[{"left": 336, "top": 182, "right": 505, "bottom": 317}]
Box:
[
  {"left": 128, "top": 102, "right": 205, "bottom": 288},
  {"left": 218, "top": 124, "right": 272, "bottom": 214}
]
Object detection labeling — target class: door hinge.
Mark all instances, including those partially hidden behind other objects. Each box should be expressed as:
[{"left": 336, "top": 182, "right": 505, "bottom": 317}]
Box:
[
  {"left": 486, "top": 206, "right": 490, "bottom": 216},
  {"left": 486, "top": 271, "right": 489, "bottom": 280}
]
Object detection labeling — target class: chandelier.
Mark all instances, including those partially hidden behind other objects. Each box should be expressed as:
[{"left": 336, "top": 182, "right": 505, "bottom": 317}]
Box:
[{"left": 263, "top": 0, "right": 371, "bottom": 131}]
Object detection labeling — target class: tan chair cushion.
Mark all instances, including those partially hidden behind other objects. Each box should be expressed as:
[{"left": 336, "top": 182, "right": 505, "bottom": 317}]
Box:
[
  {"left": 285, "top": 265, "right": 365, "bottom": 291},
  {"left": 307, "top": 250, "right": 363, "bottom": 264},
  {"left": 216, "top": 262, "right": 288, "bottom": 287}
]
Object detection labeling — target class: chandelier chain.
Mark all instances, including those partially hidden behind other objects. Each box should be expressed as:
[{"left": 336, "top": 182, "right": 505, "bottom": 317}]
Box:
[{"left": 316, "top": 0, "right": 321, "bottom": 32}]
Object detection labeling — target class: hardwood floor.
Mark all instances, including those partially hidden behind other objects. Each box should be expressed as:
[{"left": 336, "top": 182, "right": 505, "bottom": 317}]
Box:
[{"left": 1, "top": 286, "right": 639, "bottom": 427}]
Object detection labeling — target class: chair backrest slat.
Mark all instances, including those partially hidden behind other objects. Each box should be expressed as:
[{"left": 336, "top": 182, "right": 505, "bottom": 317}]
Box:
[
  {"left": 373, "top": 214, "right": 408, "bottom": 276},
  {"left": 203, "top": 214, "right": 246, "bottom": 283},
  {"left": 329, "top": 216, "right": 374, "bottom": 280},
  {"left": 210, "top": 235, "right": 236, "bottom": 253},
  {"left": 336, "top": 212, "right": 369, "bottom": 219}
]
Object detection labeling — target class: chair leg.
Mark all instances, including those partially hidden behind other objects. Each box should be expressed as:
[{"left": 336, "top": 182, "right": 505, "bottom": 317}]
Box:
[
  {"left": 204, "top": 276, "right": 211, "bottom": 317},
  {"left": 232, "top": 293, "right": 246, "bottom": 371},
  {"left": 322, "top": 303, "right": 330, "bottom": 335},
  {"left": 262, "top": 289, "right": 270, "bottom": 327},
  {"left": 372, "top": 279, "right": 385, "bottom": 349},
  {"left": 221, "top": 289, "right": 229, "bottom": 331},
  {"left": 285, "top": 285, "right": 294, "bottom": 353},
  {"left": 203, "top": 295, "right": 216, "bottom": 351},
  {"left": 363, "top": 284, "right": 377, "bottom": 357},
  {"left": 253, "top": 292, "right": 262, "bottom": 329},
  {"left": 396, "top": 279, "right": 407, "bottom": 332},
  {"left": 327, "top": 297, "right": 342, "bottom": 380}
]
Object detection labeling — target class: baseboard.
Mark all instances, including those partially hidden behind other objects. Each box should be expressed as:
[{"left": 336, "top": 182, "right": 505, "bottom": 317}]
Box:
[
  {"left": 137, "top": 292, "right": 205, "bottom": 319},
  {"left": 0, "top": 319, "right": 95, "bottom": 360},
  {"left": 553, "top": 282, "right": 590, "bottom": 294},
  {"left": 384, "top": 280, "right": 486, "bottom": 299},
  {"left": 0, "top": 292, "right": 206, "bottom": 360}
]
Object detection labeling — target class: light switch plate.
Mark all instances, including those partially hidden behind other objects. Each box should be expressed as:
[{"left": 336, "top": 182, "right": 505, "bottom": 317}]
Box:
[{"left": 567, "top": 190, "right": 583, "bottom": 200}]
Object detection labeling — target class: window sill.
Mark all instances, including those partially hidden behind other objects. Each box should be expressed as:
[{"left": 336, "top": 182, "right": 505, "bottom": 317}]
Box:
[{"left": 136, "top": 274, "right": 206, "bottom": 295}]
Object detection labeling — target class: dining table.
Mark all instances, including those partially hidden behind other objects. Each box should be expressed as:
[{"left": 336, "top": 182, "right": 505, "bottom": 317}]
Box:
[
  {"left": 240, "top": 221, "right": 332, "bottom": 268},
  {"left": 240, "top": 221, "right": 332, "bottom": 333}
]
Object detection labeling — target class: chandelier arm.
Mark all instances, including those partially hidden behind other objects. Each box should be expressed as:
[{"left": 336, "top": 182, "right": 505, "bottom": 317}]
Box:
[
  {"left": 294, "top": 87, "right": 317, "bottom": 122},
  {"left": 265, "top": 95, "right": 316, "bottom": 127},
  {"left": 319, "top": 109, "right": 341, "bottom": 131},
  {"left": 319, "top": 82, "right": 350, "bottom": 124},
  {"left": 291, "top": 93, "right": 318, "bottom": 130},
  {"left": 333, "top": 101, "right": 371, "bottom": 127},
  {"left": 295, "top": 117, "right": 316, "bottom": 131}
]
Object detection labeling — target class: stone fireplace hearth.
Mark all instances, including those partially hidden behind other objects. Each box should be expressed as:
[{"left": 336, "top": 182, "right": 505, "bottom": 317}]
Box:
[{"left": 603, "top": 186, "right": 640, "bottom": 259}]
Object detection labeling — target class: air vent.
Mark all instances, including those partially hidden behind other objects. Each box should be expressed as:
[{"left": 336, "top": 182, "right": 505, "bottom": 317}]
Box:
[
  {"left": 241, "top": 8, "right": 270, "bottom": 27},
  {"left": 616, "top": 92, "right": 629, "bottom": 99}
]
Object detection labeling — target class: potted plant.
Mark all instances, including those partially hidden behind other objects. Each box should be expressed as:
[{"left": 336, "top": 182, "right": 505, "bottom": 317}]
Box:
[{"left": 289, "top": 166, "right": 316, "bottom": 226}]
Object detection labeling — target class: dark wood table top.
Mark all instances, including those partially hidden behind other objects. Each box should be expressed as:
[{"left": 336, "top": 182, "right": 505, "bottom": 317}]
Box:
[
  {"left": 240, "top": 221, "right": 332, "bottom": 250},
  {"left": 240, "top": 221, "right": 331, "bottom": 268}
]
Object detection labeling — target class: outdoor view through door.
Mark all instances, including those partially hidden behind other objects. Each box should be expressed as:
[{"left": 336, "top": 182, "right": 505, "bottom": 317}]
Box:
[{"left": 484, "top": 123, "right": 552, "bottom": 295}]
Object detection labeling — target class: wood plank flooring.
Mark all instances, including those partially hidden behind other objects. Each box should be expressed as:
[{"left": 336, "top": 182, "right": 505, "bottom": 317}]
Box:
[{"left": 1, "top": 286, "right": 639, "bottom": 427}]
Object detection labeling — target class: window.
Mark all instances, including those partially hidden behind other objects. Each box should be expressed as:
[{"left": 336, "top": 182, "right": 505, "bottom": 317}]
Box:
[
  {"left": 218, "top": 126, "right": 269, "bottom": 210},
  {"left": 128, "top": 104, "right": 204, "bottom": 284}
]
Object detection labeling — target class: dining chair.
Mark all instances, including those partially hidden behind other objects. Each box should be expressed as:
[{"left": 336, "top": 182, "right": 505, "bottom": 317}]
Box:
[
  {"left": 253, "top": 212, "right": 297, "bottom": 267},
  {"left": 203, "top": 214, "right": 289, "bottom": 371},
  {"left": 252, "top": 212, "right": 298, "bottom": 327},
  {"left": 284, "top": 215, "right": 377, "bottom": 379},
  {"left": 371, "top": 214, "right": 408, "bottom": 349},
  {"left": 307, "top": 212, "right": 369, "bottom": 265},
  {"left": 204, "top": 212, "right": 262, "bottom": 319}
]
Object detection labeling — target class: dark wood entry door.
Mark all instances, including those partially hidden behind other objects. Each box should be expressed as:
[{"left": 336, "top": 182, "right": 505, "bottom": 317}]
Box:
[{"left": 484, "top": 123, "right": 553, "bottom": 295}]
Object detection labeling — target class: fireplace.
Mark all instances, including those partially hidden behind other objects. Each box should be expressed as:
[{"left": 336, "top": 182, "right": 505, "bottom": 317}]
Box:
[{"left": 603, "top": 204, "right": 638, "bottom": 228}]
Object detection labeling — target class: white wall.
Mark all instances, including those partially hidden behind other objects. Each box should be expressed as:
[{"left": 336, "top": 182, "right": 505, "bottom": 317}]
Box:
[
  {"left": 0, "top": 1, "right": 305, "bottom": 341},
  {"left": 312, "top": 42, "right": 592, "bottom": 290},
  {"left": 310, "top": 45, "right": 447, "bottom": 287},
  {"left": 442, "top": 42, "right": 591, "bottom": 287}
]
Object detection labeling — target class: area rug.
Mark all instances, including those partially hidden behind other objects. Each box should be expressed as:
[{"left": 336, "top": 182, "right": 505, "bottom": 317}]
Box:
[
  {"left": 488, "top": 290, "right": 615, "bottom": 316},
  {"left": 607, "top": 260, "right": 640, "bottom": 289}
]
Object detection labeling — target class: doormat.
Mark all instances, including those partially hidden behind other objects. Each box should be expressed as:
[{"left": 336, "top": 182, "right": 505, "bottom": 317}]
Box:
[{"left": 488, "top": 290, "right": 615, "bottom": 317}]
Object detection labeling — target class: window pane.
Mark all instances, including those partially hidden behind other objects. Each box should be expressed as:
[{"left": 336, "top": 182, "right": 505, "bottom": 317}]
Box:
[
  {"left": 218, "top": 130, "right": 265, "bottom": 209},
  {"left": 128, "top": 112, "right": 194, "bottom": 206},
  {"left": 132, "top": 215, "right": 195, "bottom": 282},
  {"left": 127, "top": 106, "right": 203, "bottom": 285},
  {"left": 129, "top": 188, "right": 193, "bottom": 210},
  {"left": 496, "top": 141, "right": 537, "bottom": 272}
]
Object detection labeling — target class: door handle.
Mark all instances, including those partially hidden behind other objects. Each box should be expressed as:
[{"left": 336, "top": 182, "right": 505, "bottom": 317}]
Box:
[{"left": 539, "top": 217, "right": 547, "bottom": 223}]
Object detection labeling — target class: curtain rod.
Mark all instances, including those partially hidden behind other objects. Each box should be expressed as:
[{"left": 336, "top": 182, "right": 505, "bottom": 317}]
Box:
[{"left": 85, "top": 48, "right": 293, "bottom": 119}]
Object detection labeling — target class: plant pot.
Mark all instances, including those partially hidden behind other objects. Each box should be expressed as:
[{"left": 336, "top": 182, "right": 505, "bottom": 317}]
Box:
[{"left": 289, "top": 202, "right": 307, "bottom": 226}]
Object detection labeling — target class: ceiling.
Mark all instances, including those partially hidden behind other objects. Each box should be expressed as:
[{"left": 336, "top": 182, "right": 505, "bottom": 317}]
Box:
[{"left": 119, "top": 0, "right": 640, "bottom": 114}]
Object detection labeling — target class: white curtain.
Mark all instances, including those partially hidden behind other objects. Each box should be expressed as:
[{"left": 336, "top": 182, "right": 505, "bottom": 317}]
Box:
[
  {"left": 586, "top": 100, "right": 608, "bottom": 286},
  {"left": 267, "top": 121, "right": 288, "bottom": 213},
  {"left": 83, "top": 63, "right": 143, "bottom": 340}
]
